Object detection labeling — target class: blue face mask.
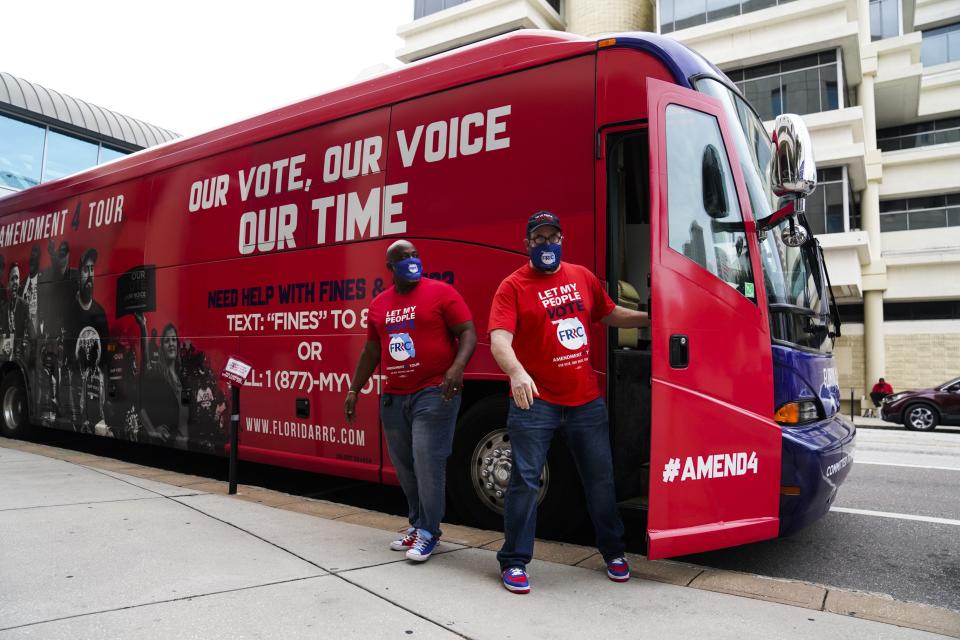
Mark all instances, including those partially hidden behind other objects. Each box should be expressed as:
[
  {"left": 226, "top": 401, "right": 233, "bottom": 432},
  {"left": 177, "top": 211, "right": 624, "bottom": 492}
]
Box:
[
  {"left": 393, "top": 257, "right": 423, "bottom": 282},
  {"left": 530, "top": 243, "right": 562, "bottom": 271}
]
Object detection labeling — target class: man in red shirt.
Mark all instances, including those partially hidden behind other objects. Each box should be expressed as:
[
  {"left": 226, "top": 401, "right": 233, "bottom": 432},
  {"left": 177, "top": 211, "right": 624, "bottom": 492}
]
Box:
[
  {"left": 869, "top": 377, "right": 894, "bottom": 417},
  {"left": 489, "top": 211, "right": 650, "bottom": 594},
  {"left": 345, "top": 240, "right": 476, "bottom": 562}
]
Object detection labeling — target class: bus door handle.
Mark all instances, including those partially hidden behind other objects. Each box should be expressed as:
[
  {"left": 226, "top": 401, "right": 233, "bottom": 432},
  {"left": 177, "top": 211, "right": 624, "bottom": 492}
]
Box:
[{"left": 669, "top": 335, "right": 689, "bottom": 369}]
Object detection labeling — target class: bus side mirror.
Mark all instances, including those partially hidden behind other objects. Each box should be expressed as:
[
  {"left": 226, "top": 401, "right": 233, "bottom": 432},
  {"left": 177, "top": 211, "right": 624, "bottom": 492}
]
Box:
[
  {"left": 770, "top": 113, "right": 816, "bottom": 199},
  {"left": 758, "top": 114, "right": 817, "bottom": 245},
  {"left": 701, "top": 144, "right": 728, "bottom": 219}
]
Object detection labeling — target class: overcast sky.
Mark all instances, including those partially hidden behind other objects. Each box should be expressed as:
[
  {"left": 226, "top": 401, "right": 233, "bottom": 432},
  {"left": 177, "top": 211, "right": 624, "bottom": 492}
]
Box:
[{"left": 1, "top": 0, "right": 412, "bottom": 137}]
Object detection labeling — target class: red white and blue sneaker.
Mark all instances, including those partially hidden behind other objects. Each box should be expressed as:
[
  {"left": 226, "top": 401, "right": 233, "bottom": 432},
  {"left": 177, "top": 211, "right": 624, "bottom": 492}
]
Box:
[
  {"left": 406, "top": 532, "right": 439, "bottom": 562},
  {"left": 607, "top": 557, "right": 630, "bottom": 582},
  {"left": 390, "top": 528, "right": 418, "bottom": 551},
  {"left": 501, "top": 567, "right": 530, "bottom": 594}
]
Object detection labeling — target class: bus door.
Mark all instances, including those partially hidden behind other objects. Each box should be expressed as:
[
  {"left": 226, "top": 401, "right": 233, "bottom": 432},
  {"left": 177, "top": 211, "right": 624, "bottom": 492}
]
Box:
[
  {"left": 645, "top": 78, "right": 781, "bottom": 559},
  {"left": 601, "top": 124, "right": 654, "bottom": 506}
]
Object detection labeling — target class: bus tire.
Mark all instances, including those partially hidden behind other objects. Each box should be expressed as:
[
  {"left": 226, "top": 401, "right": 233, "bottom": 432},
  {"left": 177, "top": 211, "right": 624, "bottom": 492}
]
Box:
[
  {"left": 0, "top": 371, "right": 35, "bottom": 440},
  {"left": 448, "top": 395, "right": 583, "bottom": 534},
  {"left": 903, "top": 403, "right": 939, "bottom": 431}
]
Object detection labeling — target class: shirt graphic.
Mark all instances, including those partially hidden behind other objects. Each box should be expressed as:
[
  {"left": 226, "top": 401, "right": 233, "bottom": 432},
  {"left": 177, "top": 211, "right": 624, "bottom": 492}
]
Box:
[
  {"left": 388, "top": 332, "right": 416, "bottom": 361},
  {"left": 554, "top": 317, "right": 587, "bottom": 350}
]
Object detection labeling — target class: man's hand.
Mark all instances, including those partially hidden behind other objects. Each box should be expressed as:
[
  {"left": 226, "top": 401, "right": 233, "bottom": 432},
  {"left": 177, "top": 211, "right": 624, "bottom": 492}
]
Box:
[
  {"left": 510, "top": 370, "right": 539, "bottom": 410},
  {"left": 441, "top": 363, "right": 464, "bottom": 401},
  {"left": 344, "top": 391, "right": 358, "bottom": 423},
  {"left": 601, "top": 306, "right": 650, "bottom": 329}
]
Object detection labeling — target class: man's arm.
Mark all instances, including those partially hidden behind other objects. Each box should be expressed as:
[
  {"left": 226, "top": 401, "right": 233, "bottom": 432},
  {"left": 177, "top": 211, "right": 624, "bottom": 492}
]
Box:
[
  {"left": 441, "top": 320, "right": 477, "bottom": 400},
  {"left": 490, "top": 328, "right": 538, "bottom": 410},
  {"left": 344, "top": 340, "right": 381, "bottom": 423},
  {"left": 601, "top": 305, "right": 650, "bottom": 329}
]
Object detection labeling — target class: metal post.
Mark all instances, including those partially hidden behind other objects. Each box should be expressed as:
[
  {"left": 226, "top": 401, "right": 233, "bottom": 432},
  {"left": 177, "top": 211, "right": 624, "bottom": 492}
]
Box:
[
  {"left": 850, "top": 387, "right": 854, "bottom": 422},
  {"left": 229, "top": 385, "right": 240, "bottom": 495}
]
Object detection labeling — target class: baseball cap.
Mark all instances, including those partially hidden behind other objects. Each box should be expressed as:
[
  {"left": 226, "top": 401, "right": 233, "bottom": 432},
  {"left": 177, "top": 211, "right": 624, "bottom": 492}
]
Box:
[
  {"left": 80, "top": 247, "right": 98, "bottom": 265},
  {"left": 527, "top": 211, "right": 562, "bottom": 236}
]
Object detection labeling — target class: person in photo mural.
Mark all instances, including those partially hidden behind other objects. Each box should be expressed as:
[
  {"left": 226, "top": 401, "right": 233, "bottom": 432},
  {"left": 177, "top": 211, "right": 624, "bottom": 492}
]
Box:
[
  {"left": 345, "top": 240, "right": 477, "bottom": 562},
  {"left": 39, "top": 239, "right": 75, "bottom": 341},
  {"left": 77, "top": 326, "right": 105, "bottom": 434},
  {"left": 135, "top": 314, "right": 189, "bottom": 449},
  {"left": 3, "top": 262, "right": 29, "bottom": 361},
  {"left": 23, "top": 245, "right": 41, "bottom": 338},
  {"left": 62, "top": 248, "right": 109, "bottom": 430},
  {"left": 488, "top": 211, "right": 650, "bottom": 594}
]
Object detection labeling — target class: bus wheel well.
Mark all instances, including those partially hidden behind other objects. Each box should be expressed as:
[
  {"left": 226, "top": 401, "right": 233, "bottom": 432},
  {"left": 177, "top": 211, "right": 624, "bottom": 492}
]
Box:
[
  {"left": 457, "top": 380, "right": 509, "bottom": 421},
  {"left": 449, "top": 380, "right": 584, "bottom": 534},
  {"left": 0, "top": 366, "right": 36, "bottom": 439}
]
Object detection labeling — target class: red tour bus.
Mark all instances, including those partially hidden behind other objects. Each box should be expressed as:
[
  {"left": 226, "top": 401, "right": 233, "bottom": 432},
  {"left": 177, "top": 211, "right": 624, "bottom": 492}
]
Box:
[{"left": 0, "top": 31, "right": 854, "bottom": 559}]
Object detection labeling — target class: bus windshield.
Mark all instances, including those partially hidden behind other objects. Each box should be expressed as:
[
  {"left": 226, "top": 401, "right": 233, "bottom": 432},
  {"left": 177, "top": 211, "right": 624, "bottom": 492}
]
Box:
[{"left": 695, "top": 77, "right": 833, "bottom": 353}]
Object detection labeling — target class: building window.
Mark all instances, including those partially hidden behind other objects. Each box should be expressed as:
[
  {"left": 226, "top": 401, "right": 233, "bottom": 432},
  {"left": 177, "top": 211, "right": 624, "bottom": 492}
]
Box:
[
  {"left": 804, "top": 167, "right": 854, "bottom": 235},
  {"left": 0, "top": 114, "right": 44, "bottom": 190},
  {"left": 0, "top": 111, "right": 132, "bottom": 192},
  {"left": 838, "top": 301, "right": 960, "bottom": 322},
  {"left": 660, "top": 0, "right": 796, "bottom": 33},
  {"left": 880, "top": 193, "right": 960, "bottom": 232},
  {"left": 878, "top": 117, "right": 960, "bottom": 151},
  {"left": 42, "top": 130, "right": 99, "bottom": 182},
  {"left": 922, "top": 22, "right": 960, "bottom": 66},
  {"left": 725, "top": 51, "right": 842, "bottom": 122},
  {"left": 869, "top": 0, "right": 900, "bottom": 41},
  {"left": 98, "top": 146, "right": 127, "bottom": 165},
  {"left": 415, "top": 0, "right": 560, "bottom": 19}
]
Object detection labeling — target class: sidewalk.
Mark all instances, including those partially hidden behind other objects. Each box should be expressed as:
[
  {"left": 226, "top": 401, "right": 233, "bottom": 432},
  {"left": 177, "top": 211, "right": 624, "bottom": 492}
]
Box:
[{"left": 2, "top": 439, "right": 958, "bottom": 639}]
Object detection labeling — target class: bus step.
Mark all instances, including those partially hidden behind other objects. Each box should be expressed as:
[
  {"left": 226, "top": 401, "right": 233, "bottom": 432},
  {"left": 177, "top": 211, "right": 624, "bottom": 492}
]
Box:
[{"left": 617, "top": 495, "right": 648, "bottom": 511}]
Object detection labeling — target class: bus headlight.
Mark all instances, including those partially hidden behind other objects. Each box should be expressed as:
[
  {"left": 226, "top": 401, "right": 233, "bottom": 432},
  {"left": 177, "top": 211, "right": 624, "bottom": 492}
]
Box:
[{"left": 774, "top": 400, "right": 821, "bottom": 426}]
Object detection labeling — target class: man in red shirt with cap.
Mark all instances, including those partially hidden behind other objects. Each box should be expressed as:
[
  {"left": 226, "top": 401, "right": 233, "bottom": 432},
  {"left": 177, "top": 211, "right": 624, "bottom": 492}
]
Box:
[
  {"left": 488, "top": 211, "right": 650, "bottom": 594},
  {"left": 346, "top": 239, "right": 476, "bottom": 562}
]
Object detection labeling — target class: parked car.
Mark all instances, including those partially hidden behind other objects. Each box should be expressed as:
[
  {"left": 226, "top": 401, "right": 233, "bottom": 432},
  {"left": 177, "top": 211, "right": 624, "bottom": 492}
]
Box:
[{"left": 881, "top": 377, "right": 960, "bottom": 431}]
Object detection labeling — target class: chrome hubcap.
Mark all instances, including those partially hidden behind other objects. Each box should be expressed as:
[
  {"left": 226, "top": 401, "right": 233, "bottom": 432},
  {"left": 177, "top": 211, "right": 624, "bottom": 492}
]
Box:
[
  {"left": 3, "top": 385, "right": 25, "bottom": 431},
  {"left": 909, "top": 407, "right": 934, "bottom": 429},
  {"left": 470, "top": 428, "right": 548, "bottom": 515}
]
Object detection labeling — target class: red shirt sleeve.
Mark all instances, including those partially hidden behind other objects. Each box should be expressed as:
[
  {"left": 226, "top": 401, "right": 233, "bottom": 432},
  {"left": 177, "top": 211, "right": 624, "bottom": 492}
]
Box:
[
  {"left": 366, "top": 297, "right": 381, "bottom": 342},
  {"left": 488, "top": 278, "right": 519, "bottom": 335},
  {"left": 441, "top": 284, "right": 473, "bottom": 328},
  {"left": 588, "top": 270, "right": 616, "bottom": 323}
]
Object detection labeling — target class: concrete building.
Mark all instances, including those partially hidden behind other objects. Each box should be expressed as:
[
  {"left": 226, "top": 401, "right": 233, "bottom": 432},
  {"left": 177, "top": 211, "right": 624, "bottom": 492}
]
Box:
[
  {"left": 397, "top": 0, "right": 960, "bottom": 407},
  {"left": 0, "top": 73, "right": 178, "bottom": 198}
]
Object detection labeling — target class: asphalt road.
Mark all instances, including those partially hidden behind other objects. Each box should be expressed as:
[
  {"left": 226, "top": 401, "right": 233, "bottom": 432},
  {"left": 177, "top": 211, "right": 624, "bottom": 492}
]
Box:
[
  {"left": 677, "top": 426, "right": 960, "bottom": 612},
  {"left": 24, "top": 423, "right": 960, "bottom": 612}
]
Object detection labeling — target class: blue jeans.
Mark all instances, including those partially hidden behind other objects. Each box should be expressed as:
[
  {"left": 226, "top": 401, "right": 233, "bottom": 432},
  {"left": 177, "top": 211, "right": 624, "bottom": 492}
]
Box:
[
  {"left": 497, "top": 397, "right": 625, "bottom": 570},
  {"left": 381, "top": 386, "right": 460, "bottom": 538}
]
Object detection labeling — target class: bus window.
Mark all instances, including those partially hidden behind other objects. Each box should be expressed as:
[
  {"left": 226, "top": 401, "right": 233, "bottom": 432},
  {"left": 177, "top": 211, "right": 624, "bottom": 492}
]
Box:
[
  {"left": 761, "top": 222, "right": 833, "bottom": 353},
  {"left": 665, "top": 105, "right": 755, "bottom": 301}
]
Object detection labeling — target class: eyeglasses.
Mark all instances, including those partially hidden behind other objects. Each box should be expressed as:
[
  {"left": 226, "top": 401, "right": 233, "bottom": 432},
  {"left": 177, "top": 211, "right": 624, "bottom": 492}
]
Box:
[{"left": 530, "top": 233, "right": 562, "bottom": 246}]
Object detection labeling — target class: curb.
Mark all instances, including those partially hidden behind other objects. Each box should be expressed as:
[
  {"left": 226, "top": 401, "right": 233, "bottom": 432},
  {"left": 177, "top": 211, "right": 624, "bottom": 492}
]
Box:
[{"left": 4, "top": 436, "right": 959, "bottom": 638}]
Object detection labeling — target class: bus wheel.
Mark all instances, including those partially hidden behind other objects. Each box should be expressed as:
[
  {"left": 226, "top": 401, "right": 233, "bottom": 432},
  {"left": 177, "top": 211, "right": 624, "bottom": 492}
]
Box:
[
  {"left": 449, "top": 396, "right": 581, "bottom": 533},
  {"left": 0, "top": 371, "right": 34, "bottom": 439},
  {"left": 904, "top": 403, "right": 939, "bottom": 431}
]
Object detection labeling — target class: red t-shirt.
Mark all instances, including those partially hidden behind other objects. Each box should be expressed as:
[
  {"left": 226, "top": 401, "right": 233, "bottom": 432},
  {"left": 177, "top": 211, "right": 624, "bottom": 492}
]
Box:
[
  {"left": 367, "top": 277, "right": 472, "bottom": 394},
  {"left": 488, "top": 262, "right": 615, "bottom": 406},
  {"left": 872, "top": 382, "right": 893, "bottom": 395}
]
